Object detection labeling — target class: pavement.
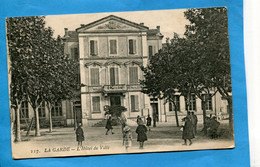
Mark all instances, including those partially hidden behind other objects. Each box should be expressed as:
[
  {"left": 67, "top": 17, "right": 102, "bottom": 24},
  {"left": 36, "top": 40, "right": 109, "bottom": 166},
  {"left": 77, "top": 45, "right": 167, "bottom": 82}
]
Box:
[{"left": 11, "top": 120, "right": 234, "bottom": 159}]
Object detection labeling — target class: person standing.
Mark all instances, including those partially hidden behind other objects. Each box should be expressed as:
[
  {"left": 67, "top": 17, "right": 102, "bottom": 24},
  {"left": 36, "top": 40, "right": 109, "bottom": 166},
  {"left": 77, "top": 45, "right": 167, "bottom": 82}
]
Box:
[
  {"left": 191, "top": 112, "right": 198, "bottom": 135},
  {"left": 136, "top": 120, "right": 148, "bottom": 149},
  {"left": 75, "top": 123, "right": 84, "bottom": 147},
  {"left": 182, "top": 116, "right": 194, "bottom": 145},
  {"left": 122, "top": 125, "right": 132, "bottom": 151},
  {"left": 146, "top": 114, "right": 152, "bottom": 131},
  {"left": 105, "top": 116, "right": 114, "bottom": 135}
]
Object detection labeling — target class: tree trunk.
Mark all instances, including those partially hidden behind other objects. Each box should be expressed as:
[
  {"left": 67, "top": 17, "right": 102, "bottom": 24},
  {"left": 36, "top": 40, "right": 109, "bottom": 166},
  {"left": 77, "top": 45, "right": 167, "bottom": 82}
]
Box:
[
  {"left": 202, "top": 100, "right": 207, "bottom": 135},
  {"left": 227, "top": 98, "right": 234, "bottom": 135},
  {"left": 33, "top": 107, "right": 40, "bottom": 136},
  {"left": 47, "top": 103, "right": 53, "bottom": 133},
  {"left": 174, "top": 105, "right": 179, "bottom": 127},
  {"left": 14, "top": 104, "right": 21, "bottom": 142}
]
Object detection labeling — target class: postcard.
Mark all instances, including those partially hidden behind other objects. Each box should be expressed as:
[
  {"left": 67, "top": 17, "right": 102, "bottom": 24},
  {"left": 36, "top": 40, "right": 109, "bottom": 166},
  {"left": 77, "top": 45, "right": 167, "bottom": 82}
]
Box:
[{"left": 6, "top": 7, "right": 235, "bottom": 159}]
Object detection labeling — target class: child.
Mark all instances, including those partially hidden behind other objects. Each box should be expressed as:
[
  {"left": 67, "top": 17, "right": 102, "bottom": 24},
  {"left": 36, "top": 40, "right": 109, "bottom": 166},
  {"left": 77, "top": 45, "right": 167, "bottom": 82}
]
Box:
[
  {"left": 123, "top": 126, "right": 132, "bottom": 151},
  {"left": 136, "top": 120, "right": 147, "bottom": 149},
  {"left": 75, "top": 123, "right": 84, "bottom": 147},
  {"left": 105, "top": 116, "right": 114, "bottom": 135}
]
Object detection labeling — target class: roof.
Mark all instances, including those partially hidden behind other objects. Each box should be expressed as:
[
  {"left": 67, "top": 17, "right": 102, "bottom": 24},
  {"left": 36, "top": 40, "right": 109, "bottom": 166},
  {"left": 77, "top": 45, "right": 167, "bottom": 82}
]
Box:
[
  {"left": 63, "top": 31, "right": 78, "bottom": 42},
  {"left": 76, "top": 15, "right": 149, "bottom": 32}
]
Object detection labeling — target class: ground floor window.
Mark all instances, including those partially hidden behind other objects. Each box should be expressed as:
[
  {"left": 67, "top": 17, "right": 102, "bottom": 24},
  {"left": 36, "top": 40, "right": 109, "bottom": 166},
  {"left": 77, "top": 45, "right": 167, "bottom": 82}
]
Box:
[
  {"left": 92, "top": 96, "right": 101, "bottom": 113},
  {"left": 185, "top": 95, "right": 196, "bottom": 111},
  {"left": 20, "top": 101, "right": 29, "bottom": 119},
  {"left": 131, "top": 95, "right": 139, "bottom": 112},
  {"left": 201, "top": 94, "right": 212, "bottom": 110},
  {"left": 51, "top": 101, "right": 62, "bottom": 117},
  {"left": 169, "top": 95, "right": 180, "bottom": 112}
]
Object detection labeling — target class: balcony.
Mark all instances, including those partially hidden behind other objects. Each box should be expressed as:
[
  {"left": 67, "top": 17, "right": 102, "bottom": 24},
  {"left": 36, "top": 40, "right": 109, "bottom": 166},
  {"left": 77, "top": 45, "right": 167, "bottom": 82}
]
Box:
[{"left": 103, "top": 84, "right": 127, "bottom": 94}]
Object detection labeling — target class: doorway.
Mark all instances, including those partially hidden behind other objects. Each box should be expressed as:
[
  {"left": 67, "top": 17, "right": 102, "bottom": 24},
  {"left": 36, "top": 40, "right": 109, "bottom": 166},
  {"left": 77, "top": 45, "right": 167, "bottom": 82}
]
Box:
[{"left": 110, "top": 96, "right": 121, "bottom": 106}]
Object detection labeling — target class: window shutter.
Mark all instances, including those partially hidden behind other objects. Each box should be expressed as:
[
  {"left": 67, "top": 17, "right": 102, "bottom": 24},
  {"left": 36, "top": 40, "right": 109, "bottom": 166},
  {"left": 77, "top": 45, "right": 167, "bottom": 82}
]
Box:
[
  {"left": 169, "top": 102, "right": 173, "bottom": 111},
  {"left": 133, "top": 39, "right": 136, "bottom": 54},
  {"left": 91, "top": 68, "right": 99, "bottom": 85},
  {"left": 129, "top": 67, "right": 138, "bottom": 84},
  {"left": 74, "top": 48, "right": 79, "bottom": 60},
  {"left": 131, "top": 95, "right": 135, "bottom": 112},
  {"left": 115, "top": 68, "right": 119, "bottom": 84},
  {"left": 94, "top": 40, "right": 98, "bottom": 55},
  {"left": 90, "top": 40, "right": 94, "bottom": 56},
  {"left": 129, "top": 39, "right": 133, "bottom": 54},
  {"left": 149, "top": 45, "right": 153, "bottom": 57},
  {"left": 93, "top": 97, "right": 100, "bottom": 112},
  {"left": 135, "top": 95, "right": 139, "bottom": 111},
  {"left": 110, "top": 40, "right": 117, "bottom": 54},
  {"left": 110, "top": 68, "right": 115, "bottom": 85}
]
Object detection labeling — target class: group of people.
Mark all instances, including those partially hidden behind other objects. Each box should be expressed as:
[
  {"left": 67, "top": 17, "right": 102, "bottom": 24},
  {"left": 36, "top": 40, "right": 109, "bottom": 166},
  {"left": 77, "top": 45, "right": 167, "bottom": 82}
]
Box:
[
  {"left": 181, "top": 111, "right": 198, "bottom": 146},
  {"left": 203, "top": 115, "right": 220, "bottom": 139}
]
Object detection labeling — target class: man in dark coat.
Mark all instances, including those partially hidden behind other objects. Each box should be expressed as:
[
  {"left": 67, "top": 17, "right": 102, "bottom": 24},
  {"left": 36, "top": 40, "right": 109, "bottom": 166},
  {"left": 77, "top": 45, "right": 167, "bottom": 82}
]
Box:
[
  {"left": 136, "top": 120, "right": 147, "bottom": 149},
  {"left": 75, "top": 123, "right": 84, "bottom": 146},
  {"left": 146, "top": 114, "right": 152, "bottom": 131},
  {"left": 182, "top": 117, "right": 194, "bottom": 145},
  {"left": 105, "top": 116, "right": 114, "bottom": 135}
]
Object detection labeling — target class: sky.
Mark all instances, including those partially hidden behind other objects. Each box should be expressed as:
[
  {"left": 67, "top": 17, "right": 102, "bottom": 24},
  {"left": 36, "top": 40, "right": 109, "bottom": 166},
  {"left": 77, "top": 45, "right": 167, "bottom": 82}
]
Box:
[{"left": 45, "top": 9, "right": 190, "bottom": 42}]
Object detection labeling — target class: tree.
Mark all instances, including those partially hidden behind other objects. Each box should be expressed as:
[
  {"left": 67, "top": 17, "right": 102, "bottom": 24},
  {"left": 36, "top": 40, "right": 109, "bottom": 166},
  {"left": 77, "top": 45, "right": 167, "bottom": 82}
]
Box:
[
  {"left": 184, "top": 8, "right": 233, "bottom": 133},
  {"left": 6, "top": 16, "right": 79, "bottom": 137}
]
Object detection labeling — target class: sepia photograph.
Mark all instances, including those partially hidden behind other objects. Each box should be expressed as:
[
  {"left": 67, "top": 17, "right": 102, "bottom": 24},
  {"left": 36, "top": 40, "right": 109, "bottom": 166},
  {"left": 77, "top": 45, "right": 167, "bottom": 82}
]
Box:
[{"left": 6, "top": 7, "right": 234, "bottom": 159}]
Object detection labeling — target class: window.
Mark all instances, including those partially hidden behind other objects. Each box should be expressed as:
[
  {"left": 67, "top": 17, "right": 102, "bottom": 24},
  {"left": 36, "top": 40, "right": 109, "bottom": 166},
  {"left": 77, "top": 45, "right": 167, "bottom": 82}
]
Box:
[
  {"left": 129, "top": 67, "right": 138, "bottom": 84},
  {"left": 185, "top": 95, "right": 196, "bottom": 111},
  {"left": 51, "top": 101, "right": 62, "bottom": 117},
  {"left": 169, "top": 96, "right": 180, "bottom": 112},
  {"left": 201, "top": 94, "right": 212, "bottom": 110},
  {"left": 70, "top": 47, "right": 79, "bottom": 60},
  {"left": 90, "top": 40, "right": 98, "bottom": 56},
  {"left": 38, "top": 102, "right": 46, "bottom": 118},
  {"left": 131, "top": 95, "right": 139, "bottom": 112},
  {"left": 20, "top": 101, "right": 29, "bottom": 119},
  {"left": 109, "top": 40, "right": 117, "bottom": 54},
  {"left": 92, "top": 96, "right": 100, "bottom": 113},
  {"left": 149, "top": 45, "right": 153, "bottom": 57},
  {"left": 90, "top": 68, "right": 100, "bottom": 85},
  {"left": 110, "top": 67, "right": 119, "bottom": 85},
  {"left": 129, "top": 39, "right": 136, "bottom": 54}
]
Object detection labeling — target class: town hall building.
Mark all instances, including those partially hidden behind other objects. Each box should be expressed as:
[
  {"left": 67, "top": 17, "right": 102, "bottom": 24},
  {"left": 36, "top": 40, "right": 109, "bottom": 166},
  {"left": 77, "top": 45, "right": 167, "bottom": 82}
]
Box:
[{"left": 18, "top": 15, "right": 229, "bottom": 127}]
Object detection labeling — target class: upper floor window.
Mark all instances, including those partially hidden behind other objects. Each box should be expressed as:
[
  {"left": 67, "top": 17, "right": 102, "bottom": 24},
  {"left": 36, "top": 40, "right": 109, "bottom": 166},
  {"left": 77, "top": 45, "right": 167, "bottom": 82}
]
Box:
[
  {"left": 70, "top": 47, "right": 79, "bottom": 60},
  {"left": 129, "top": 67, "right": 138, "bottom": 84},
  {"left": 169, "top": 95, "right": 180, "bottom": 112},
  {"left": 185, "top": 95, "right": 196, "bottom": 111},
  {"left": 20, "top": 101, "right": 29, "bottom": 119},
  {"left": 51, "top": 101, "right": 62, "bottom": 117},
  {"left": 110, "top": 67, "right": 119, "bottom": 85},
  {"left": 129, "top": 39, "right": 137, "bottom": 54},
  {"left": 90, "top": 68, "right": 100, "bottom": 86},
  {"left": 201, "top": 94, "right": 212, "bottom": 110},
  {"left": 109, "top": 40, "right": 117, "bottom": 54},
  {"left": 90, "top": 40, "right": 98, "bottom": 56}
]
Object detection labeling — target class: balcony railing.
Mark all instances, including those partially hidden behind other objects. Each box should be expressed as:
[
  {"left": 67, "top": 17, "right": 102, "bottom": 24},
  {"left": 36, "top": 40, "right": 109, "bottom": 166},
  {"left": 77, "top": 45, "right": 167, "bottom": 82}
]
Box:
[
  {"left": 85, "top": 84, "right": 142, "bottom": 93},
  {"left": 103, "top": 84, "right": 127, "bottom": 93}
]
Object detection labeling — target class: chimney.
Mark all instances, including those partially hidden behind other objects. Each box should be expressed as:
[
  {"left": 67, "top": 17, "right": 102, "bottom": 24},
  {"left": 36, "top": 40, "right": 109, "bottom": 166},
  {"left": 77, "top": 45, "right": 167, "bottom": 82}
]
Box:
[
  {"left": 64, "top": 28, "right": 69, "bottom": 37},
  {"left": 156, "top": 26, "right": 160, "bottom": 32},
  {"left": 140, "top": 23, "right": 144, "bottom": 26}
]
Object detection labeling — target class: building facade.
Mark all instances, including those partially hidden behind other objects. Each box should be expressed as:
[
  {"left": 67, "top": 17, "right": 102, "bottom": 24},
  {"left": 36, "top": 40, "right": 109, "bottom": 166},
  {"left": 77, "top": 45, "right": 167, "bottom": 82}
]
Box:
[{"left": 17, "top": 15, "right": 229, "bottom": 127}]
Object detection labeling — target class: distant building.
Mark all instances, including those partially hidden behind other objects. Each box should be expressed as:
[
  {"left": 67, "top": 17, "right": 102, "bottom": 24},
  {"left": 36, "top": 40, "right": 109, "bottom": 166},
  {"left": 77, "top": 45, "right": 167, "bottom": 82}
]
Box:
[{"left": 18, "top": 15, "right": 229, "bottom": 128}]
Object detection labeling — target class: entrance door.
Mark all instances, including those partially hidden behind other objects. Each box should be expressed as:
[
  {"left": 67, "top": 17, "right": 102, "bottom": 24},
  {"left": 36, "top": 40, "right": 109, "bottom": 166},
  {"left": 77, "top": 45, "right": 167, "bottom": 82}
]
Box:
[
  {"left": 75, "top": 106, "right": 82, "bottom": 125},
  {"left": 151, "top": 103, "right": 159, "bottom": 121},
  {"left": 110, "top": 96, "right": 121, "bottom": 106}
]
